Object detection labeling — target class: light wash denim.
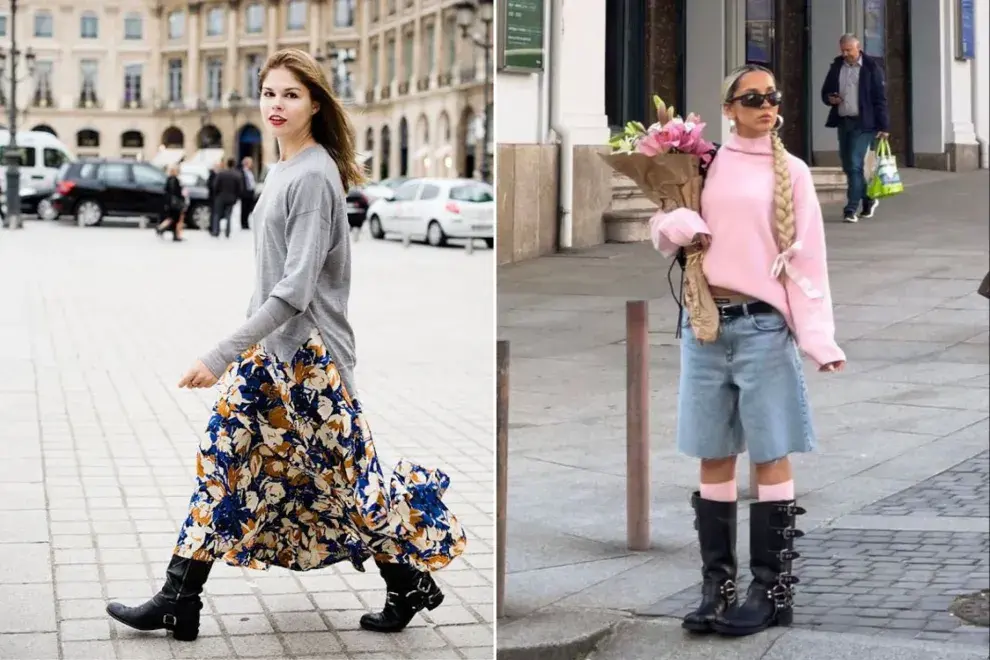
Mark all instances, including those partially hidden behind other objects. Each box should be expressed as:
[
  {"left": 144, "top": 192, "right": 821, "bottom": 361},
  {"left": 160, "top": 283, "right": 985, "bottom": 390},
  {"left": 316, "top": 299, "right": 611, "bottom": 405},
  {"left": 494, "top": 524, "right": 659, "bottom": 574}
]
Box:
[{"left": 676, "top": 309, "right": 816, "bottom": 464}]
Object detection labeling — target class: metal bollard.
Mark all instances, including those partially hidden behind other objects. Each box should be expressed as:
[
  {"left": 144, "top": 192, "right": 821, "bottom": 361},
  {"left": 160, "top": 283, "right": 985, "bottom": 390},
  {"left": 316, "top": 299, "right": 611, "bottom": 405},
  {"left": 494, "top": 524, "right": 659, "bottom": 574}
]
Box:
[
  {"left": 626, "top": 300, "right": 650, "bottom": 551},
  {"left": 465, "top": 238, "right": 474, "bottom": 254},
  {"left": 496, "top": 340, "right": 510, "bottom": 618},
  {"left": 402, "top": 232, "right": 411, "bottom": 247}
]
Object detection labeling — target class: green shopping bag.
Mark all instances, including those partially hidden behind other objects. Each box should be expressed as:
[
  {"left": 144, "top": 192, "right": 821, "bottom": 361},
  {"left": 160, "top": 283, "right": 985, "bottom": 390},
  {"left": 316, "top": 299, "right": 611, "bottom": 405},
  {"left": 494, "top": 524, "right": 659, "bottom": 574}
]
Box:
[{"left": 866, "top": 137, "right": 904, "bottom": 199}]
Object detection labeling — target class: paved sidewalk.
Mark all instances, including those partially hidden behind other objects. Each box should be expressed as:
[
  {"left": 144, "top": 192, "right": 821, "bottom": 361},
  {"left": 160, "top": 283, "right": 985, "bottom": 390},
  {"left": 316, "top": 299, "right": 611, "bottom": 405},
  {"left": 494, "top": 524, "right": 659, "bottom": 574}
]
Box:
[
  {"left": 496, "top": 171, "right": 989, "bottom": 658},
  {"left": 0, "top": 223, "right": 494, "bottom": 660}
]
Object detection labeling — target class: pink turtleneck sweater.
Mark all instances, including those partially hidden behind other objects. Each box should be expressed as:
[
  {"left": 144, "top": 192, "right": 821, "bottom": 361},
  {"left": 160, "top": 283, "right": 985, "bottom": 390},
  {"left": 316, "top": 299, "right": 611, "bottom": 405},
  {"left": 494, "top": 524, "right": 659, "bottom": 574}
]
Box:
[{"left": 650, "top": 133, "right": 845, "bottom": 367}]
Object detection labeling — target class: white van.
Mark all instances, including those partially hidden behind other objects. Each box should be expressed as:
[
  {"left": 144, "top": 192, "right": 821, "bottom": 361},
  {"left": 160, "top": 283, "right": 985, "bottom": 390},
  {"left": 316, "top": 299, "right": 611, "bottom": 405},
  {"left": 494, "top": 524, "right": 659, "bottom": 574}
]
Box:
[{"left": 0, "top": 129, "right": 75, "bottom": 192}]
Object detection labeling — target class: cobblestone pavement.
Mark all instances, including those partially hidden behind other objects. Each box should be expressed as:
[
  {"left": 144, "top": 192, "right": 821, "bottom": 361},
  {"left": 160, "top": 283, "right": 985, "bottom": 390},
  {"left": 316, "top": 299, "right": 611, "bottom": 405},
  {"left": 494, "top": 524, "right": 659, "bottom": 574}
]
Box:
[
  {"left": 0, "top": 222, "right": 495, "bottom": 659},
  {"left": 858, "top": 451, "right": 989, "bottom": 519},
  {"left": 646, "top": 450, "right": 990, "bottom": 646}
]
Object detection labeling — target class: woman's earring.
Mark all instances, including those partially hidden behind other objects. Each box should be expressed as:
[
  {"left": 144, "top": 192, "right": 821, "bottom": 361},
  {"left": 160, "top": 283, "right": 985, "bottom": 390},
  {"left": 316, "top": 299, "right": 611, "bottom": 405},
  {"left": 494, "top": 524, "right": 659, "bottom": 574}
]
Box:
[
  {"left": 774, "top": 115, "right": 785, "bottom": 131},
  {"left": 728, "top": 118, "right": 736, "bottom": 132}
]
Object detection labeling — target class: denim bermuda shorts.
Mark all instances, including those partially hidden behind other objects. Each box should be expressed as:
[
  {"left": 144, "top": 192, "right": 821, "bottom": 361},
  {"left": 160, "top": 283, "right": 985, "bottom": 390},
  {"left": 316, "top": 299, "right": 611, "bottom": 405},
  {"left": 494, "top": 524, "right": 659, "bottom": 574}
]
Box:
[{"left": 676, "top": 309, "right": 816, "bottom": 464}]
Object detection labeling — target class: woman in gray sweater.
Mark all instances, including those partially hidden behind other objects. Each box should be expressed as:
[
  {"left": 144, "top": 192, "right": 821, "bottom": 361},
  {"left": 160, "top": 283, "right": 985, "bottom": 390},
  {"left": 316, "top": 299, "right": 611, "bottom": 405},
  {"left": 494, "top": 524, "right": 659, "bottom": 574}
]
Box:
[{"left": 106, "top": 49, "right": 466, "bottom": 641}]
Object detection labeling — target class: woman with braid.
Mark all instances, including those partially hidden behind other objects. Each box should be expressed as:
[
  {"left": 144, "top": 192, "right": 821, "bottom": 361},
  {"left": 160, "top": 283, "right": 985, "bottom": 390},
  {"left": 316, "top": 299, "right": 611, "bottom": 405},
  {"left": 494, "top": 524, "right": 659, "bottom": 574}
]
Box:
[{"left": 650, "top": 64, "right": 845, "bottom": 637}]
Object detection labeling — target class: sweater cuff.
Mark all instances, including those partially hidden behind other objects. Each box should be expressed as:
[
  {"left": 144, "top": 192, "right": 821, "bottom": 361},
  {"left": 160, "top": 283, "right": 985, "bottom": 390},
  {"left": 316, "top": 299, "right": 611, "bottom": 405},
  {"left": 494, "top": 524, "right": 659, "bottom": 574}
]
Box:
[{"left": 199, "top": 296, "right": 298, "bottom": 378}]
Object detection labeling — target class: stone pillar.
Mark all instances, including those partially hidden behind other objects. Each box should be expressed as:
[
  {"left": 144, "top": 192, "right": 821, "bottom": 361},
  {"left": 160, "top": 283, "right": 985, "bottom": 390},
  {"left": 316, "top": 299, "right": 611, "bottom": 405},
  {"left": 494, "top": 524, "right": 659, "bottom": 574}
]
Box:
[
  {"left": 187, "top": 2, "right": 203, "bottom": 106},
  {"left": 267, "top": 0, "right": 279, "bottom": 55},
  {"left": 59, "top": 6, "right": 76, "bottom": 111},
  {"left": 149, "top": 5, "right": 163, "bottom": 110},
  {"left": 911, "top": 0, "right": 979, "bottom": 170},
  {"left": 684, "top": 0, "right": 728, "bottom": 142},
  {"left": 975, "top": 0, "right": 990, "bottom": 167},
  {"left": 309, "top": 0, "right": 323, "bottom": 54},
  {"left": 104, "top": 7, "right": 120, "bottom": 113},
  {"left": 945, "top": 0, "right": 980, "bottom": 170},
  {"left": 810, "top": 0, "right": 847, "bottom": 163},
  {"left": 548, "top": 0, "right": 611, "bottom": 249},
  {"left": 432, "top": 8, "right": 443, "bottom": 84},
  {"left": 412, "top": 16, "right": 421, "bottom": 86},
  {"left": 358, "top": 2, "right": 370, "bottom": 102},
  {"left": 227, "top": 0, "right": 240, "bottom": 99}
]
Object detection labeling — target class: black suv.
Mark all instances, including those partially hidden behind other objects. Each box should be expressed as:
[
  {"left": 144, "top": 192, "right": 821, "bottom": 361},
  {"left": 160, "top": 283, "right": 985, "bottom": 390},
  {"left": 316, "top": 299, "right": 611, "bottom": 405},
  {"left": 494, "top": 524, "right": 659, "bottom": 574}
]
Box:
[{"left": 51, "top": 159, "right": 179, "bottom": 227}]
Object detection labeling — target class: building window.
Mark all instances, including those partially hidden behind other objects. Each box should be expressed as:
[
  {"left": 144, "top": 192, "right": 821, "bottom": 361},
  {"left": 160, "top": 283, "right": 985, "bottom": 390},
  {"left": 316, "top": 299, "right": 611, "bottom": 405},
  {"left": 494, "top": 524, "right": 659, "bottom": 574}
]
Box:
[
  {"left": 370, "top": 44, "right": 379, "bottom": 88},
  {"left": 124, "top": 13, "right": 142, "bottom": 39},
  {"left": 334, "top": 0, "right": 354, "bottom": 27},
  {"left": 745, "top": 0, "right": 774, "bottom": 66},
  {"left": 206, "top": 58, "right": 224, "bottom": 103},
  {"left": 246, "top": 54, "right": 263, "bottom": 98},
  {"left": 403, "top": 32, "right": 414, "bottom": 83},
  {"left": 80, "top": 11, "right": 98, "bottom": 38},
  {"left": 245, "top": 2, "right": 263, "bottom": 32},
  {"left": 387, "top": 37, "right": 395, "bottom": 83},
  {"left": 287, "top": 0, "right": 306, "bottom": 30},
  {"left": 80, "top": 59, "right": 99, "bottom": 106},
  {"left": 33, "top": 61, "right": 54, "bottom": 107},
  {"left": 207, "top": 7, "right": 224, "bottom": 36},
  {"left": 124, "top": 64, "right": 143, "bottom": 107},
  {"left": 168, "top": 11, "right": 185, "bottom": 39},
  {"left": 34, "top": 11, "right": 53, "bottom": 37},
  {"left": 864, "top": 0, "right": 886, "bottom": 61},
  {"left": 168, "top": 59, "right": 184, "bottom": 103},
  {"left": 445, "top": 21, "right": 456, "bottom": 72},
  {"left": 0, "top": 15, "right": 8, "bottom": 37},
  {"left": 424, "top": 23, "right": 435, "bottom": 76}
]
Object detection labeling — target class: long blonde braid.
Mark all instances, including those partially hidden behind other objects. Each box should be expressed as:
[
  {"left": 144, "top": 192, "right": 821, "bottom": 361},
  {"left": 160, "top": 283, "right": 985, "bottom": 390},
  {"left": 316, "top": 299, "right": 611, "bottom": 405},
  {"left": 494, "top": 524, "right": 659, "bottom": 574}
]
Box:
[{"left": 769, "top": 127, "right": 796, "bottom": 279}]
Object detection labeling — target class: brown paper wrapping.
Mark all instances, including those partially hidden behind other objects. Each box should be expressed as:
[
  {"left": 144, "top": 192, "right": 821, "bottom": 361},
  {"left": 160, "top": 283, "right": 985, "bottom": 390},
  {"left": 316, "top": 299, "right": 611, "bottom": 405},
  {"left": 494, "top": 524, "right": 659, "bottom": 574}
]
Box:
[{"left": 600, "top": 152, "right": 720, "bottom": 342}]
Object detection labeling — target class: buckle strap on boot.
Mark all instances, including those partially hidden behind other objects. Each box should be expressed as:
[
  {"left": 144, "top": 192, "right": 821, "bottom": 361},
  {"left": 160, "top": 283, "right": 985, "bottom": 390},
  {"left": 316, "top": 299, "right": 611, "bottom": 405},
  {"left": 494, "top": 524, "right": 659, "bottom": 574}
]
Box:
[{"left": 720, "top": 579, "right": 738, "bottom": 606}]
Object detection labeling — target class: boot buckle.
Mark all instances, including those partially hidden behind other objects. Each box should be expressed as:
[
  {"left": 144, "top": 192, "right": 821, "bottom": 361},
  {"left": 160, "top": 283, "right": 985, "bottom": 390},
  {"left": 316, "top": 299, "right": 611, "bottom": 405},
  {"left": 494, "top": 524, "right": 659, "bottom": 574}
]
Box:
[
  {"left": 162, "top": 613, "right": 178, "bottom": 629},
  {"left": 767, "top": 583, "right": 793, "bottom": 609},
  {"left": 778, "top": 549, "right": 800, "bottom": 561},
  {"left": 720, "top": 580, "right": 737, "bottom": 604},
  {"left": 776, "top": 503, "right": 806, "bottom": 517},
  {"left": 779, "top": 527, "right": 804, "bottom": 540}
]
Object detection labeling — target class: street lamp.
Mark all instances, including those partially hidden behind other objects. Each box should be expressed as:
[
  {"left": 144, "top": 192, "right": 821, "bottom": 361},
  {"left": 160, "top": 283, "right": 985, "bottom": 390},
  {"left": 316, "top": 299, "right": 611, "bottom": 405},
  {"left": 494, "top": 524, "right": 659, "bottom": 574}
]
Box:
[
  {"left": 316, "top": 45, "right": 356, "bottom": 102},
  {"left": 454, "top": 0, "right": 493, "bottom": 183},
  {"left": 1, "top": 0, "right": 36, "bottom": 230}
]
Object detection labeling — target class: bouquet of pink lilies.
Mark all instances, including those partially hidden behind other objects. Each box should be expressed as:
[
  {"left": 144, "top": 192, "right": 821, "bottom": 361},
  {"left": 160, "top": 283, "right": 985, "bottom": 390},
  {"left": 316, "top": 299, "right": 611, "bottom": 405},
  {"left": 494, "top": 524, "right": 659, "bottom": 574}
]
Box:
[{"left": 600, "top": 96, "right": 721, "bottom": 342}]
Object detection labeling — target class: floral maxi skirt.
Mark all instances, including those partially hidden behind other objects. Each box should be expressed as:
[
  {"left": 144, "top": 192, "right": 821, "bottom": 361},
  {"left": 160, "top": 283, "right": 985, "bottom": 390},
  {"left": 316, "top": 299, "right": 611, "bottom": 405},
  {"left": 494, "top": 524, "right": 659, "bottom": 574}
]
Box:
[{"left": 174, "top": 330, "right": 467, "bottom": 573}]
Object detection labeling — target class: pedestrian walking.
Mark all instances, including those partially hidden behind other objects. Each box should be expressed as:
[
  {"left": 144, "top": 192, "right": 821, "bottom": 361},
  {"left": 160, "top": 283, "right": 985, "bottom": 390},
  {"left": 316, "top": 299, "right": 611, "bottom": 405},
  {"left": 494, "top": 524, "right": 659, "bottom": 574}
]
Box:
[
  {"left": 650, "top": 64, "right": 845, "bottom": 637},
  {"left": 154, "top": 164, "right": 186, "bottom": 241},
  {"left": 105, "top": 48, "right": 466, "bottom": 642},
  {"left": 239, "top": 156, "right": 258, "bottom": 230},
  {"left": 820, "top": 33, "right": 890, "bottom": 223},
  {"left": 210, "top": 159, "right": 243, "bottom": 238}
]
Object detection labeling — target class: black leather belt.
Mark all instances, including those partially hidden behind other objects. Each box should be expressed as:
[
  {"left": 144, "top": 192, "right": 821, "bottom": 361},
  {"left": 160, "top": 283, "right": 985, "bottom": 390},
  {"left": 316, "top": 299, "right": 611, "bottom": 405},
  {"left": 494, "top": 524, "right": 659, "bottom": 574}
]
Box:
[{"left": 717, "top": 300, "right": 776, "bottom": 319}]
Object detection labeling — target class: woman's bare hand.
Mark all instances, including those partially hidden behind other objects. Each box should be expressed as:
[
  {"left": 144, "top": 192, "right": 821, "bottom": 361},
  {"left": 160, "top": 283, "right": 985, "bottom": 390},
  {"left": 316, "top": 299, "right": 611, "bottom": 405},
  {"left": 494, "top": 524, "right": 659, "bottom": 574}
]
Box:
[
  {"left": 819, "top": 360, "right": 846, "bottom": 373},
  {"left": 178, "top": 360, "right": 220, "bottom": 388},
  {"left": 693, "top": 233, "right": 712, "bottom": 249}
]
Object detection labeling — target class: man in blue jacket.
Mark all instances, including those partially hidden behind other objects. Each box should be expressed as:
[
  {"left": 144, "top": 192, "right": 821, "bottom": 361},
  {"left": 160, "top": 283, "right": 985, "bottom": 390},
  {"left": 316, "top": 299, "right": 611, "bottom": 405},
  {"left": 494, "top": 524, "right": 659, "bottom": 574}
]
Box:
[{"left": 821, "top": 34, "right": 890, "bottom": 223}]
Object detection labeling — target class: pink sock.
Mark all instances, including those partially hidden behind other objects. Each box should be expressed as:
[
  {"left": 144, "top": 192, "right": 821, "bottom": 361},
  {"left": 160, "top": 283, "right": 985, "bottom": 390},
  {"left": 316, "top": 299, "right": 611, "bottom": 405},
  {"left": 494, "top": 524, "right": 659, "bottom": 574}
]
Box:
[
  {"left": 700, "top": 479, "right": 737, "bottom": 502},
  {"left": 758, "top": 480, "right": 795, "bottom": 501}
]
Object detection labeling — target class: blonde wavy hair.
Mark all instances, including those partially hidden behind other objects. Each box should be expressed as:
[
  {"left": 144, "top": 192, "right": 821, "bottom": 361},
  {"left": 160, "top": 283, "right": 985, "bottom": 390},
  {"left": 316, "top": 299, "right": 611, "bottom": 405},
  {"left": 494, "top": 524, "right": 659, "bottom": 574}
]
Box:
[{"left": 721, "top": 65, "right": 795, "bottom": 270}]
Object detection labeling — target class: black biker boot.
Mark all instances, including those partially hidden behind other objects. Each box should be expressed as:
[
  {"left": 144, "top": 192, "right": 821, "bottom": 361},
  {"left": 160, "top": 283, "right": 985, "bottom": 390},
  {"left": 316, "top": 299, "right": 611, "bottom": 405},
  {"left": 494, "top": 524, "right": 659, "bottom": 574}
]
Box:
[
  {"left": 681, "top": 492, "right": 739, "bottom": 632},
  {"left": 359, "top": 561, "right": 445, "bottom": 633},
  {"left": 712, "top": 499, "right": 805, "bottom": 636},
  {"left": 106, "top": 555, "right": 213, "bottom": 641}
]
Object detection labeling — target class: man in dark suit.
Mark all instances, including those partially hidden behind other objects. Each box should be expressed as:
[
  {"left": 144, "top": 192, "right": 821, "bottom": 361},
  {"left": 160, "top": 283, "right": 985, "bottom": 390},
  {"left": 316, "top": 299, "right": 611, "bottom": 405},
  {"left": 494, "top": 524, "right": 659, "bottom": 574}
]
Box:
[
  {"left": 210, "top": 158, "right": 244, "bottom": 238},
  {"left": 820, "top": 33, "right": 890, "bottom": 224},
  {"left": 239, "top": 156, "right": 257, "bottom": 230}
]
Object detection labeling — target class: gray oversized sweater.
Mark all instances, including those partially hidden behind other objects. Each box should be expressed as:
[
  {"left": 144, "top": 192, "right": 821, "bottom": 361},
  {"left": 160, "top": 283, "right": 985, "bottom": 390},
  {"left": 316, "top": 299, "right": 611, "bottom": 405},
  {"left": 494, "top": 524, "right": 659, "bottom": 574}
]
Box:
[{"left": 200, "top": 145, "right": 357, "bottom": 395}]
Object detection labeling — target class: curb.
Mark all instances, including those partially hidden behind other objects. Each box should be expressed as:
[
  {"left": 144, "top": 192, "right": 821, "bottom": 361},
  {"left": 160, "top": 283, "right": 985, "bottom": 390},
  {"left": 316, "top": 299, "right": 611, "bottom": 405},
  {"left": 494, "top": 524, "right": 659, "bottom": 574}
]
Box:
[{"left": 496, "top": 610, "right": 625, "bottom": 660}]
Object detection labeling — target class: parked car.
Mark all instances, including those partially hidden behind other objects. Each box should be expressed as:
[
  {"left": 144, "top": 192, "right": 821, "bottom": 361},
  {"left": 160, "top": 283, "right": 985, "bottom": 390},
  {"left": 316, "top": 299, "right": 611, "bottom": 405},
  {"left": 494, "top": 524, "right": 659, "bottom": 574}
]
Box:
[
  {"left": 0, "top": 129, "right": 74, "bottom": 192},
  {"left": 49, "top": 159, "right": 171, "bottom": 226},
  {"left": 366, "top": 178, "right": 494, "bottom": 247},
  {"left": 346, "top": 186, "right": 370, "bottom": 229},
  {"left": 176, "top": 164, "right": 215, "bottom": 230},
  {"left": 362, "top": 176, "right": 407, "bottom": 203}
]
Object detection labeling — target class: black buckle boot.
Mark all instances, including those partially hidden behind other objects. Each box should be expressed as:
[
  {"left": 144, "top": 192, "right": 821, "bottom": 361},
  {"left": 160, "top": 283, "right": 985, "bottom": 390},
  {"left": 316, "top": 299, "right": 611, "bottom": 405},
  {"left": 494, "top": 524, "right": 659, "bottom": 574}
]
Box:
[
  {"left": 682, "top": 492, "right": 739, "bottom": 633},
  {"left": 106, "top": 555, "right": 213, "bottom": 642},
  {"left": 359, "top": 561, "right": 445, "bottom": 633},
  {"left": 712, "top": 499, "right": 805, "bottom": 636}
]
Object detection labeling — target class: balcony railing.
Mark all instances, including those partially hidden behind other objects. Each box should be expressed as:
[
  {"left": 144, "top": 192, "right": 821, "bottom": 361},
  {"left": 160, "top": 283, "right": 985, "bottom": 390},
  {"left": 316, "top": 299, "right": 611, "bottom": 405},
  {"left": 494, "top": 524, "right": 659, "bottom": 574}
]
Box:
[
  {"left": 439, "top": 72, "right": 452, "bottom": 87},
  {"left": 380, "top": 86, "right": 391, "bottom": 101},
  {"left": 417, "top": 77, "right": 430, "bottom": 92},
  {"left": 460, "top": 66, "right": 477, "bottom": 83},
  {"left": 122, "top": 97, "right": 144, "bottom": 109},
  {"left": 78, "top": 92, "right": 101, "bottom": 109},
  {"left": 365, "top": 89, "right": 375, "bottom": 104},
  {"left": 398, "top": 81, "right": 409, "bottom": 95},
  {"left": 32, "top": 91, "right": 55, "bottom": 108}
]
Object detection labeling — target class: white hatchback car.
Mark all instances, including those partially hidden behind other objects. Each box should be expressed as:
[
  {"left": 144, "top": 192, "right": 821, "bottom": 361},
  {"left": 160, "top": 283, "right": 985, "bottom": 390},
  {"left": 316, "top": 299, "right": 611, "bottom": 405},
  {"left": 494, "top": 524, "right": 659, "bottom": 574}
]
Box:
[{"left": 365, "top": 178, "right": 494, "bottom": 248}]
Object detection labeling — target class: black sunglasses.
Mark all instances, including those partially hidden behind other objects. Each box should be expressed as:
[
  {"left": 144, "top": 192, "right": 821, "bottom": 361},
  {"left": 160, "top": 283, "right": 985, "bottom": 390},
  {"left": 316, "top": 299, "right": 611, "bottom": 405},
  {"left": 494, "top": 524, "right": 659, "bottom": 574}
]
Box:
[{"left": 728, "top": 90, "right": 783, "bottom": 108}]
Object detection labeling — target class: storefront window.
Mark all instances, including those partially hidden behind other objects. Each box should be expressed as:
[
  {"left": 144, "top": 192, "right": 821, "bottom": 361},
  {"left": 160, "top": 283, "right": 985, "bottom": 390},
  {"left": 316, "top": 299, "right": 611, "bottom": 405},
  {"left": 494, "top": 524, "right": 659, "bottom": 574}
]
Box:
[
  {"left": 745, "top": 0, "right": 774, "bottom": 66},
  {"left": 864, "top": 0, "right": 886, "bottom": 62}
]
